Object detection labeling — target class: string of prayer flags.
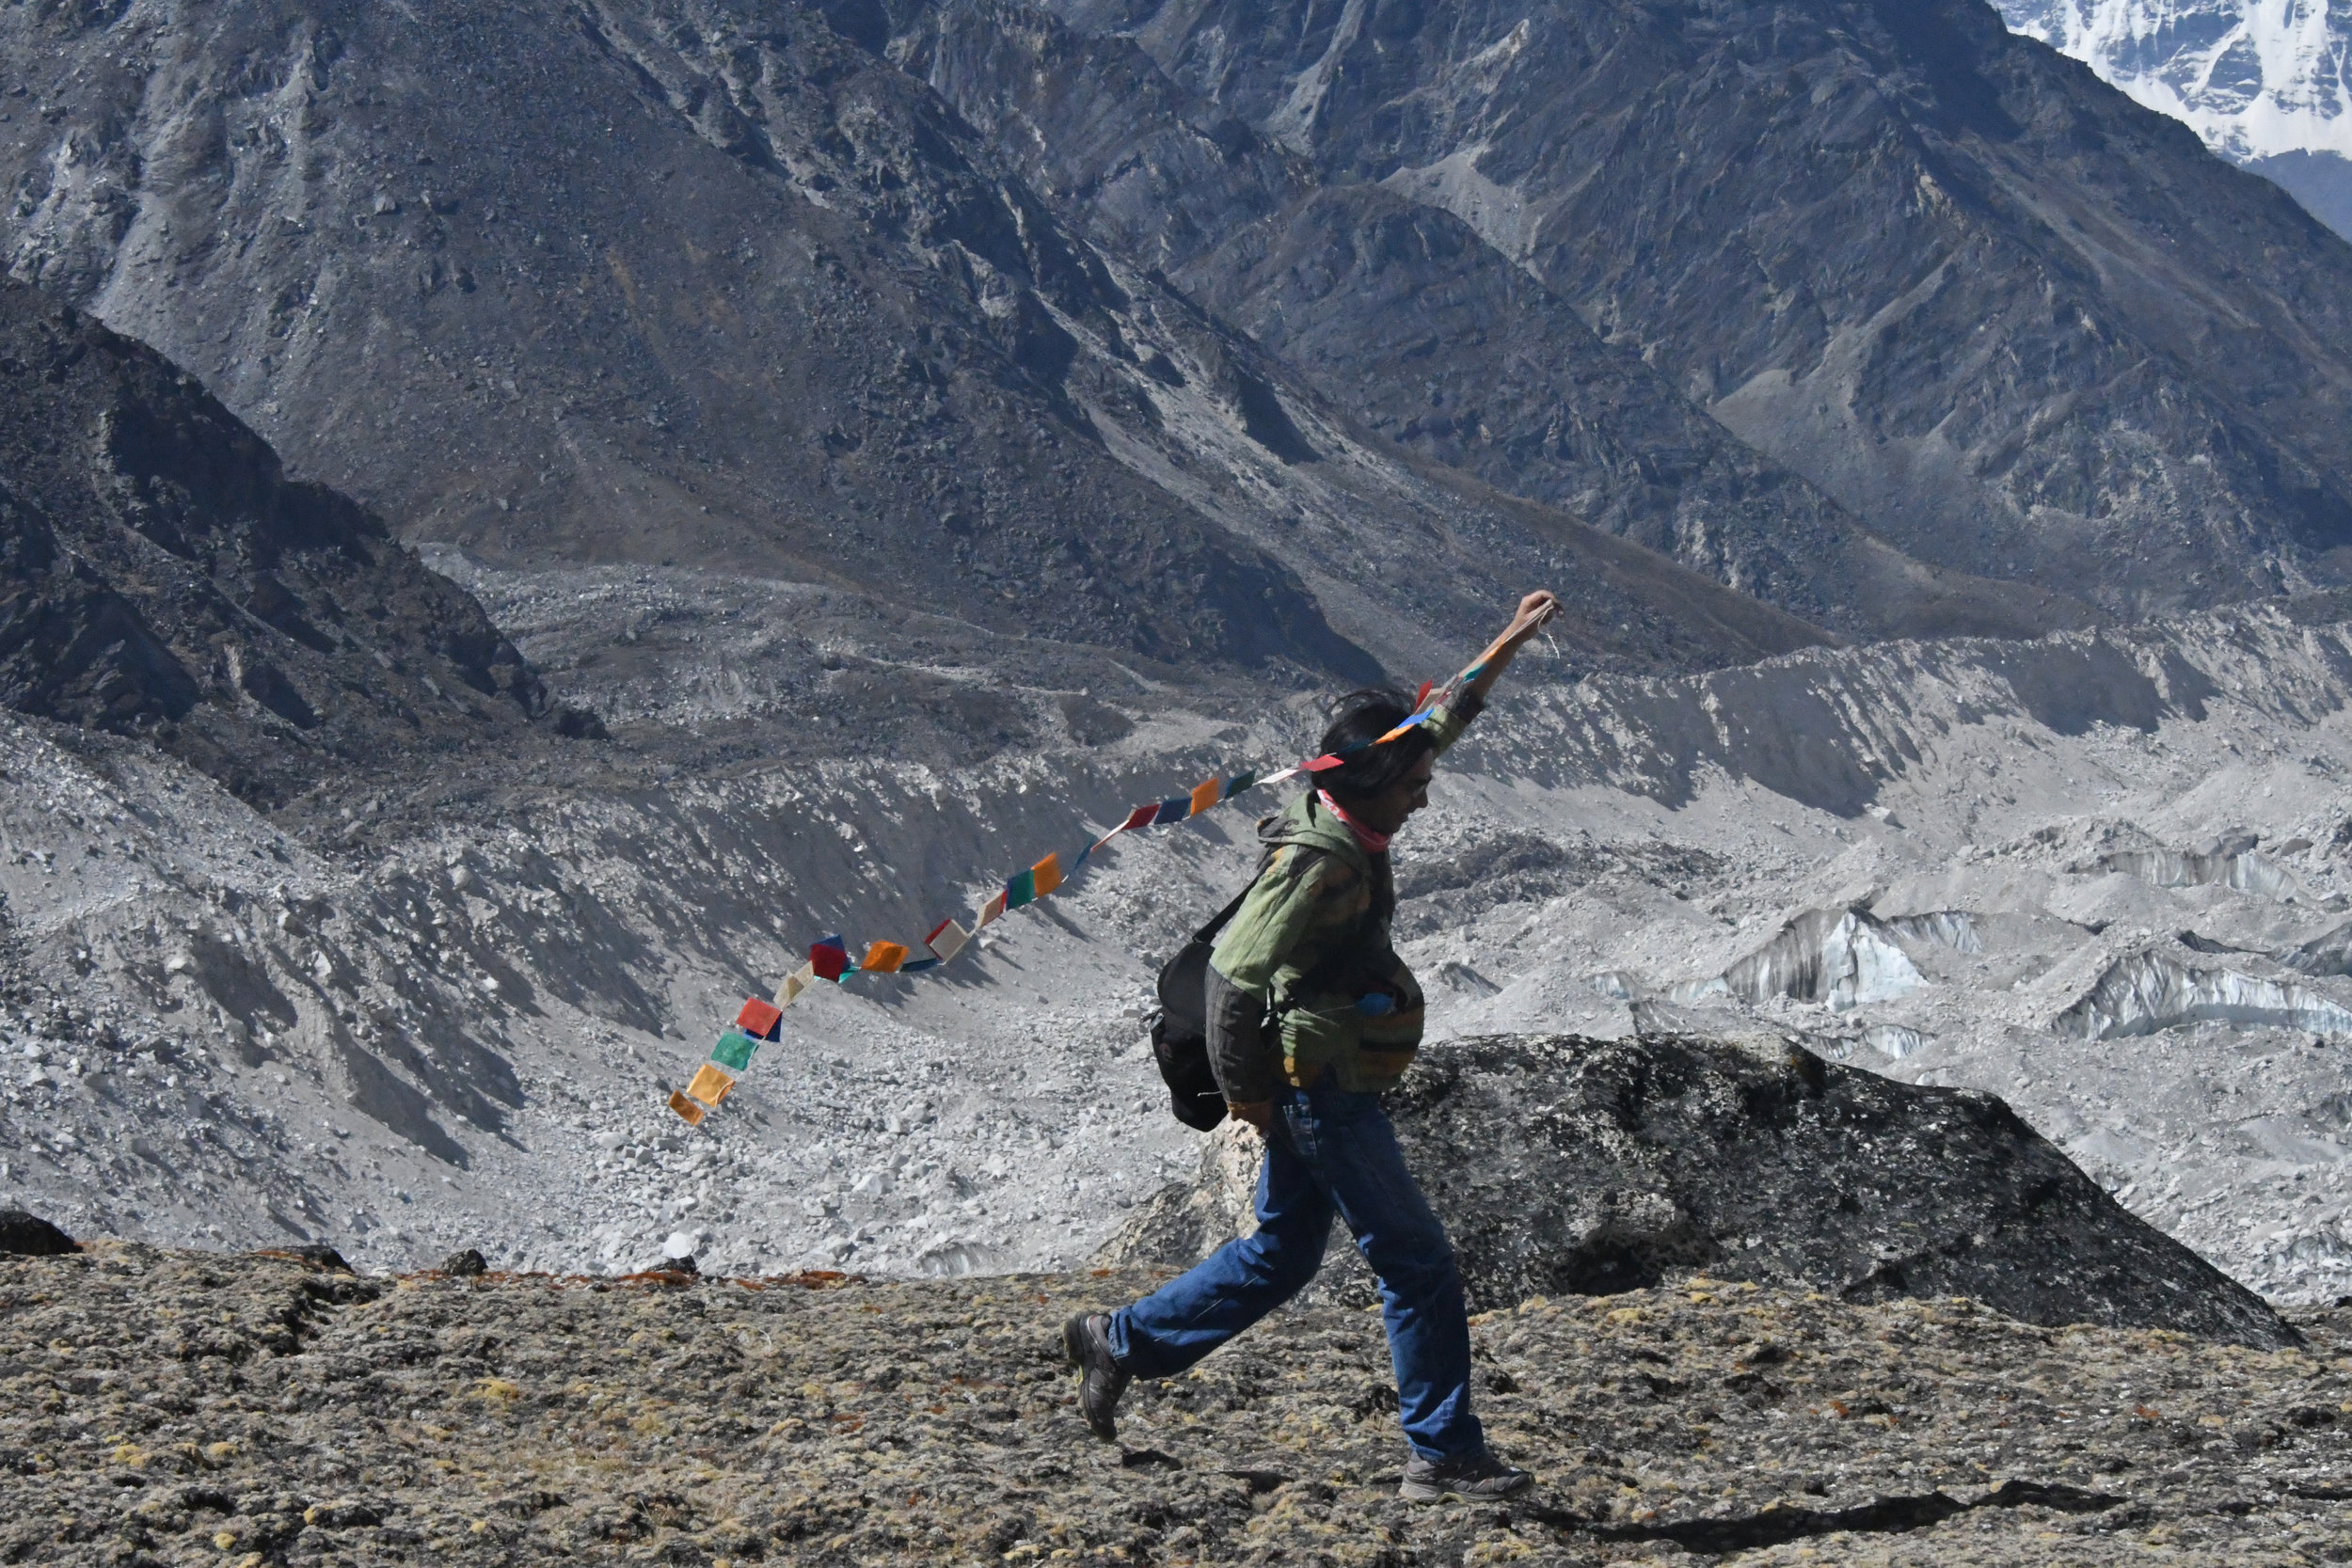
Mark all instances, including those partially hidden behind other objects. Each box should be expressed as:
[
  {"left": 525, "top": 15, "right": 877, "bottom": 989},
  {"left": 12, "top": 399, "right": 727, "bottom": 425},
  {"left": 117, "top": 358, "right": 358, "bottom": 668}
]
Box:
[{"left": 669, "top": 638, "right": 1514, "bottom": 1123}]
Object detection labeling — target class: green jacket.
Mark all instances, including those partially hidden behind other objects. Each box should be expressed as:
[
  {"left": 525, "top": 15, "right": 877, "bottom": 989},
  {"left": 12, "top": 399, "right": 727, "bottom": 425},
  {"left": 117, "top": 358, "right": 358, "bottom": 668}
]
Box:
[{"left": 1208, "top": 694, "right": 1481, "bottom": 1096}]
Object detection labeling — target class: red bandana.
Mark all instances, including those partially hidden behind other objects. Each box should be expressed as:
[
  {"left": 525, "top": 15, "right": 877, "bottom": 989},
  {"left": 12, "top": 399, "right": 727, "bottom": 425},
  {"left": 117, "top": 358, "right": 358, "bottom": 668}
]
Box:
[{"left": 1318, "top": 790, "right": 1391, "bottom": 855}]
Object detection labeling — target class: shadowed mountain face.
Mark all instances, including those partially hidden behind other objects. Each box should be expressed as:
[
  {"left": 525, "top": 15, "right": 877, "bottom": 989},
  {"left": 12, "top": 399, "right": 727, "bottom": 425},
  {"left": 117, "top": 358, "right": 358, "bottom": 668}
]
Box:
[
  {"left": 0, "top": 0, "right": 1839, "bottom": 687},
  {"left": 895, "top": 0, "right": 2096, "bottom": 641},
  {"left": 922, "top": 0, "right": 2352, "bottom": 620},
  {"left": 0, "top": 277, "right": 546, "bottom": 806}
]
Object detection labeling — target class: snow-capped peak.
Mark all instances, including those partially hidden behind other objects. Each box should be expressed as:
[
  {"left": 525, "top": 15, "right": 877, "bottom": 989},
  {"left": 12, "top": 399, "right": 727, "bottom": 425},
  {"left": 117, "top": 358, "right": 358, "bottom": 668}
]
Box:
[{"left": 1996, "top": 0, "right": 2352, "bottom": 163}]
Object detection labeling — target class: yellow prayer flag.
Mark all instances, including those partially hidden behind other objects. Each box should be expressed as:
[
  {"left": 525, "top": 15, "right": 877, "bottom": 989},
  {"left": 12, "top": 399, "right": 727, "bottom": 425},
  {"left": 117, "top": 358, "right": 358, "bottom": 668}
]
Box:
[
  {"left": 686, "top": 1063, "right": 736, "bottom": 1108},
  {"left": 779, "top": 970, "right": 806, "bottom": 1006},
  {"left": 976, "top": 892, "right": 1008, "bottom": 929},
  {"left": 1031, "top": 852, "right": 1063, "bottom": 899},
  {"left": 667, "top": 1089, "right": 707, "bottom": 1126},
  {"left": 863, "top": 941, "right": 908, "bottom": 974}
]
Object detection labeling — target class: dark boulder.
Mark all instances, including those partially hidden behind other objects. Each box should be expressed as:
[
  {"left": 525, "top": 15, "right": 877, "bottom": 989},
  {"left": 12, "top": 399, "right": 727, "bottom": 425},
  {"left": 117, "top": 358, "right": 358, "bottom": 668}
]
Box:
[
  {"left": 0, "top": 1210, "right": 76, "bottom": 1256},
  {"left": 1105, "top": 1033, "right": 2295, "bottom": 1349},
  {"left": 280, "top": 1244, "right": 356, "bottom": 1275}
]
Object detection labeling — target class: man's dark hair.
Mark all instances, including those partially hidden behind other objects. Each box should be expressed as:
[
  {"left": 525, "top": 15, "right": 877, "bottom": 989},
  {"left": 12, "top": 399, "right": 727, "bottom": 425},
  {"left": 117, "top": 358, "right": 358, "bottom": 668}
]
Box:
[{"left": 1315, "top": 688, "right": 1436, "bottom": 805}]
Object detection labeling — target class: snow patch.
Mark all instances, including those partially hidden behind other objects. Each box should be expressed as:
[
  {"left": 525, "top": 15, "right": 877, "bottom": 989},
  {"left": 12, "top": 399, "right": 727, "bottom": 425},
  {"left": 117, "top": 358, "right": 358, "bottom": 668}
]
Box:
[{"left": 1997, "top": 0, "right": 2352, "bottom": 163}]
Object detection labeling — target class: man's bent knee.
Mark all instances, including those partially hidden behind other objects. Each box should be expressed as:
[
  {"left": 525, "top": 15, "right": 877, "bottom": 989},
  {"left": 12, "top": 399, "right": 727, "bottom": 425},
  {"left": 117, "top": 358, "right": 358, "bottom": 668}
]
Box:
[
  {"left": 1364, "top": 1239, "right": 1461, "bottom": 1302},
  {"left": 1248, "top": 1230, "right": 1328, "bottom": 1296}
]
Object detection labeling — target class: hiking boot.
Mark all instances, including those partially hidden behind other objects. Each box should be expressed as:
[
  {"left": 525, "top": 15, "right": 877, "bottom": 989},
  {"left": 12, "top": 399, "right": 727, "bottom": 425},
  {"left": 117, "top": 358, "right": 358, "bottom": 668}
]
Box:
[
  {"left": 1400, "top": 1449, "right": 1534, "bottom": 1503},
  {"left": 1061, "top": 1312, "right": 1131, "bottom": 1441}
]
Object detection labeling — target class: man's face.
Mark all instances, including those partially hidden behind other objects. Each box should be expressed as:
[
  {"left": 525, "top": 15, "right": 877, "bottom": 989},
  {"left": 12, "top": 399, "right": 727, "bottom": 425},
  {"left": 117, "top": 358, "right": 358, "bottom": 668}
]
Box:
[{"left": 1361, "top": 752, "right": 1438, "bottom": 835}]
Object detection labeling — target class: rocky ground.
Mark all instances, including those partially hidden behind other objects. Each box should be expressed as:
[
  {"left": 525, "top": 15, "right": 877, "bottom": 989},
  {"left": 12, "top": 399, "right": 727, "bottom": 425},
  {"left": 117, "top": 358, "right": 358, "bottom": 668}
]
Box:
[{"left": 3, "top": 1243, "right": 2349, "bottom": 1566}]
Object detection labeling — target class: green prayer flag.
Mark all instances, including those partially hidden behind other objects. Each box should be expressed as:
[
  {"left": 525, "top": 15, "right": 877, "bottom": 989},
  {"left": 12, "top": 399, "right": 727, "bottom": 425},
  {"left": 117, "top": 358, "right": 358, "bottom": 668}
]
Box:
[
  {"left": 1224, "top": 770, "right": 1259, "bottom": 799},
  {"left": 710, "top": 1029, "right": 758, "bottom": 1072},
  {"left": 1005, "top": 868, "right": 1038, "bottom": 909}
]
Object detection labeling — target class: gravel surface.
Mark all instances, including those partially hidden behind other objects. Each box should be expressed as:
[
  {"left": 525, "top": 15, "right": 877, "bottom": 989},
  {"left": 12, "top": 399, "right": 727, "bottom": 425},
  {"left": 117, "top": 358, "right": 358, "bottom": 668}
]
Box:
[{"left": 4, "top": 1243, "right": 2349, "bottom": 1565}]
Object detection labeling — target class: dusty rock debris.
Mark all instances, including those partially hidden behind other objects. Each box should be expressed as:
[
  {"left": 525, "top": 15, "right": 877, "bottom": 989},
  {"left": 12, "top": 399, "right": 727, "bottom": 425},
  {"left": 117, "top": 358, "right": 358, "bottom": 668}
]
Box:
[{"left": 3, "top": 1244, "right": 2350, "bottom": 1565}]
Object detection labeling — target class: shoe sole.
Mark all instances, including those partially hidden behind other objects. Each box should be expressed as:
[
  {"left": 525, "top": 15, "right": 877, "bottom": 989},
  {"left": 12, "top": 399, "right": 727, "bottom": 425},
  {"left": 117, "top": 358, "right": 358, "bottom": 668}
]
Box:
[{"left": 1399, "top": 1479, "right": 1533, "bottom": 1505}]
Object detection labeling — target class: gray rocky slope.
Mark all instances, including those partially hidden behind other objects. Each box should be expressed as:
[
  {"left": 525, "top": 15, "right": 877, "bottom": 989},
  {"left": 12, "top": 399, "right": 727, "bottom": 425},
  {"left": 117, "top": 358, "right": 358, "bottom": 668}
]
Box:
[
  {"left": 4, "top": 1247, "right": 2350, "bottom": 1566},
  {"left": 0, "top": 0, "right": 1887, "bottom": 676},
  {"left": 12, "top": 0, "right": 2352, "bottom": 647},
  {"left": 906, "top": 0, "right": 2352, "bottom": 617},
  {"left": 891, "top": 0, "right": 2094, "bottom": 640}
]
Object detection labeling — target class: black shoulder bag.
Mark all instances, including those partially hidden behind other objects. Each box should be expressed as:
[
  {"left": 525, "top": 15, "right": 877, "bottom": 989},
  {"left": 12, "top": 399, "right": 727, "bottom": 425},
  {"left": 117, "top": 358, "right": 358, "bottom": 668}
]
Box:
[{"left": 1147, "top": 879, "right": 1258, "bottom": 1132}]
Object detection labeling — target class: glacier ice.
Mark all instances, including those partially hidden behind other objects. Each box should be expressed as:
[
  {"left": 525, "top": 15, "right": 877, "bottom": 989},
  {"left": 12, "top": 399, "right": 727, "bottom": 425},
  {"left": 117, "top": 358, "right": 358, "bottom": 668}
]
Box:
[
  {"left": 2090, "top": 847, "right": 2301, "bottom": 898},
  {"left": 1885, "top": 911, "right": 1984, "bottom": 954},
  {"left": 1863, "top": 1024, "right": 1929, "bottom": 1060},
  {"left": 1671, "top": 908, "right": 1926, "bottom": 1013},
  {"left": 2055, "top": 950, "right": 2352, "bottom": 1038}
]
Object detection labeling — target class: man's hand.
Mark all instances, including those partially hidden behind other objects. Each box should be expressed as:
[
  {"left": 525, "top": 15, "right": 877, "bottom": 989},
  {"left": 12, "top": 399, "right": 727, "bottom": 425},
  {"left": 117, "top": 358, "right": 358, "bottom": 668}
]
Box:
[
  {"left": 1464, "top": 589, "right": 1559, "bottom": 702},
  {"left": 1506, "top": 590, "right": 1559, "bottom": 643},
  {"left": 1226, "top": 1100, "right": 1273, "bottom": 1134}
]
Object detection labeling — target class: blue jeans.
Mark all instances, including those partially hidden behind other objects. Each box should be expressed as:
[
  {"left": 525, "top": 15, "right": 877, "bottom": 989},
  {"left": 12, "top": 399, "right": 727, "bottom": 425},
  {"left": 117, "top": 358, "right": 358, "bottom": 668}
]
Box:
[{"left": 1107, "top": 1083, "right": 1484, "bottom": 1461}]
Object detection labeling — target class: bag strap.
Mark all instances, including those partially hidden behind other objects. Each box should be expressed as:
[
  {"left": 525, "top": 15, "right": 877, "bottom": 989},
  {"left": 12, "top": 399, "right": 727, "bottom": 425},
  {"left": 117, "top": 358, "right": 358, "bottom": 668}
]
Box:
[{"left": 1191, "top": 878, "right": 1258, "bottom": 947}]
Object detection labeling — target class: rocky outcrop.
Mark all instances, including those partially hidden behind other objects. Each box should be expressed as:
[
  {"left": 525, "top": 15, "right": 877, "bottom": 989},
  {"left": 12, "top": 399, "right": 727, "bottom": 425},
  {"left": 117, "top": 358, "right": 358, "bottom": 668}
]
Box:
[
  {"left": 0, "top": 1209, "right": 74, "bottom": 1255},
  {"left": 1104, "top": 1033, "right": 2296, "bottom": 1348},
  {"left": 0, "top": 278, "right": 549, "bottom": 805}
]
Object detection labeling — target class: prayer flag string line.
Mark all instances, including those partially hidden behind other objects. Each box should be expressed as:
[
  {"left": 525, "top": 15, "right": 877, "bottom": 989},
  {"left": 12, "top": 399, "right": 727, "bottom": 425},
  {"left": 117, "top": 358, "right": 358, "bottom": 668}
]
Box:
[{"left": 666, "top": 654, "right": 1495, "bottom": 1124}]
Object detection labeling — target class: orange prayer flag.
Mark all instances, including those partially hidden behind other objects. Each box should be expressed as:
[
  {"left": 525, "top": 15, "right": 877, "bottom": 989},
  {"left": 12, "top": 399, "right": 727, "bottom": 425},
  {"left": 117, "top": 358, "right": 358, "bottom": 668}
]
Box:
[
  {"left": 1189, "top": 778, "right": 1220, "bottom": 816},
  {"left": 667, "top": 1089, "right": 707, "bottom": 1126},
  {"left": 862, "top": 940, "right": 908, "bottom": 974},
  {"left": 686, "top": 1063, "right": 736, "bottom": 1108},
  {"left": 1031, "top": 852, "right": 1063, "bottom": 899}
]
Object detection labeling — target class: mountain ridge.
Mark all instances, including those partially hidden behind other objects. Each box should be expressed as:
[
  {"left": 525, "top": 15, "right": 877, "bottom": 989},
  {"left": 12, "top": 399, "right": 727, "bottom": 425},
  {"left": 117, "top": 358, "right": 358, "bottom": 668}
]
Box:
[
  {"left": 1995, "top": 0, "right": 2352, "bottom": 241},
  {"left": 0, "top": 0, "right": 1867, "bottom": 687},
  {"left": 931, "top": 0, "right": 2352, "bottom": 619}
]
